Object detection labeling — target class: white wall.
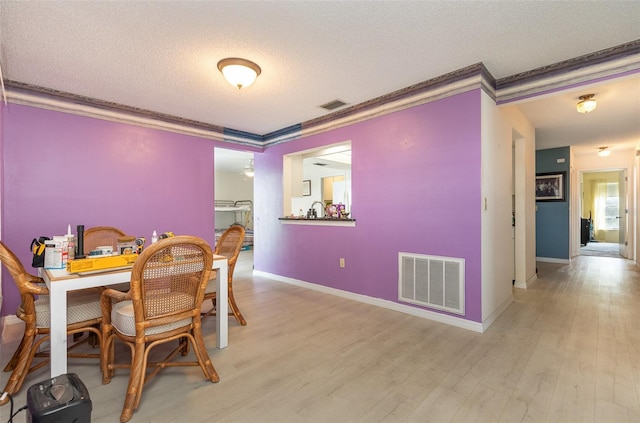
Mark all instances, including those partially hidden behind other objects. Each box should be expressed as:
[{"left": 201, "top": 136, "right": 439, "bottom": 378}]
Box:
[
  {"left": 480, "top": 91, "right": 515, "bottom": 327},
  {"left": 636, "top": 145, "right": 640, "bottom": 265},
  {"left": 0, "top": 106, "right": 3, "bottom": 312},
  {"left": 500, "top": 105, "right": 537, "bottom": 289},
  {"left": 570, "top": 148, "right": 579, "bottom": 258}
]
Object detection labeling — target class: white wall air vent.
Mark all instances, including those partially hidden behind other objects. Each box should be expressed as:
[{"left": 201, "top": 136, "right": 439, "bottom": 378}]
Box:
[{"left": 398, "top": 252, "right": 465, "bottom": 315}]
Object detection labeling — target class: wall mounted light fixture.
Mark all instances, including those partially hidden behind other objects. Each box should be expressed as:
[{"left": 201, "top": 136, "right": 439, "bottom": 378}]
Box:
[
  {"left": 576, "top": 94, "right": 597, "bottom": 113},
  {"left": 598, "top": 146, "right": 610, "bottom": 157},
  {"left": 217, "top": 58, "right": 261, "bottom": 89}
]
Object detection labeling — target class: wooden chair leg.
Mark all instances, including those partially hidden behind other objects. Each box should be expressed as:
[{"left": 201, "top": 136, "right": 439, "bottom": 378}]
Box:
[
  {"left": 228, "top": 287, "right": 246, "bottom": 326},
  {"left": 180, "top": 336, "right": 189, "bottom": 356},
  {"left": 88, "top": 324, "right": 101, "bottom": 347},
  {"left": 0, "top": 332, "right": 38, "bottom": 404},
  {"left": 204, "top": 292, "right": 246, "bottom": 325},
  {"left": 101, "top": 333, "right": 115, "bottom": 384},
  {"left": 2, "top": 333, "right": 30, "bottom": 372},
  {"left": 200, "top": 298, "right": 216, "bottom": 319},
  {"left": 191, "top": 327, "right": 220, "bottom": 383},
  {"left": 120, "top": 343, "right": 145, "bottom": 423}
]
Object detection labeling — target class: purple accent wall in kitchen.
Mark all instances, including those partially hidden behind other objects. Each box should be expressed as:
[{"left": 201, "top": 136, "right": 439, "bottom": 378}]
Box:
[
  {"left": 1, "top": 104, "right": 220, "bottom": 315},
  {"left": 254, "top": 90, "right": 483, "bottom": 322}
]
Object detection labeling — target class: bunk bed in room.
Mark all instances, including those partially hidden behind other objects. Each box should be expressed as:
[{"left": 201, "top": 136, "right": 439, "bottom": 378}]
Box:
[{"left": 214, "top": 200, "right": 254, "bottom": 249}]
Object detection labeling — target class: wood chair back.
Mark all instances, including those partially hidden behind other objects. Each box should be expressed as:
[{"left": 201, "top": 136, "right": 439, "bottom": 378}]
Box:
[
  {"left": 83, "top": 226, "right": 127, "bottom": 255},
  {"left": 130, "top": 236, "right": 213, "bottom": 331},
  {"left": 203, "top": 225, "right": 247, "bottom": 325},
  {"left": 214, "top": 225, "right": 246, "bottom": 283},
  {"left": 0, "top": 240, "right": 46, "bottom": 320}
]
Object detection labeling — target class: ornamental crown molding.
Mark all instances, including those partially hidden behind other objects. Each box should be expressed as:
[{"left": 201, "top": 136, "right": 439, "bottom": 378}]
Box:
[
  {"left": 495, "top": 40, "right": 640, "bottom": 104},
  {"left": 4, "top": 63, "right": 494, "bottom": 148},
  {"left": 4, "top": 80, "right": 267, "bottom": 147},
  {"left": 263, "top": 63, "right": 495, "bottom": 147},
  {"left": 4, "top": 40, "right": 638, "bottom": 147}
]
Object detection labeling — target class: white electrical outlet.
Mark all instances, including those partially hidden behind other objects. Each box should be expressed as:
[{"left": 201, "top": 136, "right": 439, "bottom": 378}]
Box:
[{"left": 339, "top": 258, "right": 345, "bottom": 268}]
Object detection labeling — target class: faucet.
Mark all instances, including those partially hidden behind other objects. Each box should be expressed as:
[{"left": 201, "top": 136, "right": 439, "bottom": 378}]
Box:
[{"left": 311, "top": 201, "right": 325, "bottom": 218}]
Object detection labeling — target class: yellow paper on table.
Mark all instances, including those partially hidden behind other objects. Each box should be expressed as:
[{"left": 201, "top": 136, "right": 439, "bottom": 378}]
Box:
[{"left": 67, "top": 254, "right": 138, "bottom": 273}]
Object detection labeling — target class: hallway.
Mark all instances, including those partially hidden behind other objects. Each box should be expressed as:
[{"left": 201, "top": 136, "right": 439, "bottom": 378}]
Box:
[{"left": 580, "top": 241, "right": 624, "bottom": 258}]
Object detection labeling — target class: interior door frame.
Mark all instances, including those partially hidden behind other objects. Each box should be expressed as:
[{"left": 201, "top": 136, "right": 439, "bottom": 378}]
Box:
[{"left": 574, "top": 166, "right": 633, "bottom": 259}]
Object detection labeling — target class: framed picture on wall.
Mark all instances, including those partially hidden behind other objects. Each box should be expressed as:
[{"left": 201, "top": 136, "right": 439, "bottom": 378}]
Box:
[
  {"left": 536, "top": 172, "right": 565, "bottom": 201},
  {"left": 302, "top": 180, "right": 311, "bottom": 196}
]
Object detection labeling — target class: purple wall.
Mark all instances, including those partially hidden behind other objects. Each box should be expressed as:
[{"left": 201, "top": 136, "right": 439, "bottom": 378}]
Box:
[
  {"left": 1, "top": 104, "right": 223, "bottom": 316},
  {"left": 254, "top": 90, "right": 483, "bottom": 322},
  {"left": 2, "top": 90, "right": 483, "bottom": 322}
]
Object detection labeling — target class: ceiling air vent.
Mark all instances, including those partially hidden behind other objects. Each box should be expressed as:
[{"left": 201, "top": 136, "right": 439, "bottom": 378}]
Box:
[{"left": 319, "top": 99, "right": 347, "bottom": 111}]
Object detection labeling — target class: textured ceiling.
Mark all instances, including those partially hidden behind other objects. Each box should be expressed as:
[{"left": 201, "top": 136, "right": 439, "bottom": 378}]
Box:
[{"left": 1, "top": 1, "right": 640, "bottom": 166}]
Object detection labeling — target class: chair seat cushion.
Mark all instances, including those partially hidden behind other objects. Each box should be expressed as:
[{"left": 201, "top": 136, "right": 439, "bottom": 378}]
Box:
[
  {"left": 111, "top": 293, "right": 194, "bottom": 337},
  {"left": 34, "top": 288, "right": 102, "bottom": 328}
]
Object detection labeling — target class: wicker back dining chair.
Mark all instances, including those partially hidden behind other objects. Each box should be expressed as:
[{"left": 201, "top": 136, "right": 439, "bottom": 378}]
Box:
[
  {"left": 84, "top": 226, "right": 131, "bottom": 294},
  {"left": 203, "top": 225, "right": 246, "bottom": 325},
  {"left": 100, "top": 235, "right": 219, "bottom": 422},
  {"left": 83, "top": 226, "right": 127, "bottom": 256},
  {"left": 0, "top": 241, "right": 102, "bottom": 405}
]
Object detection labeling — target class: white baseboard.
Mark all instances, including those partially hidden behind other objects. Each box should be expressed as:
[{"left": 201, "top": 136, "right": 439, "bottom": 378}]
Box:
[
  {"left": 254, "top": 270, "right": 486, "bottom": 333},
  {"left": 482, "top": 294, "right": 513, "bottom": 332},
  {"left": 514, "top": 272, "right": 538, "bottom": 289}
]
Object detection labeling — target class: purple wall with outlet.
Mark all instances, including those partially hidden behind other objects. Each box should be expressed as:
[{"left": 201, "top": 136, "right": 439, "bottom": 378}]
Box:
[
  {"left": 254, "top": 90, "right": 483, "bottom": 322},
  {"left": 2, "top": 90, "right": 482, "bottom": 322},
  {"left": 1, "top": 104, "right": 221, "bottom": 316}
]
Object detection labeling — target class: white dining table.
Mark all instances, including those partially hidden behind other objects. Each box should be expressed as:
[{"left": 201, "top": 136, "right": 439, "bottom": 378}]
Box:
[{"left": 40, "top": 254, "right": 228, "bottom": 378}]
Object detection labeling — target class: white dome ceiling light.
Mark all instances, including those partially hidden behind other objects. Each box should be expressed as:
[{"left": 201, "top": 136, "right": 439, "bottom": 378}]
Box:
[
  {"left": 217, "top": 58, "right": 261, "bottom": 90},
  {"left": 576, "top": 94, "right": 597, "bottom": 114}
]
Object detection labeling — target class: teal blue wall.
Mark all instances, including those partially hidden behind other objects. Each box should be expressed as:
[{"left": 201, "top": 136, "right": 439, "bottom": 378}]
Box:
[{"left": 536, "top": 147, "right": 570, "bottom": 260}]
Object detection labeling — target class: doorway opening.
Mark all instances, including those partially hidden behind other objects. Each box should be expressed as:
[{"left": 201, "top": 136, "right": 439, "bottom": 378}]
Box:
[
  {"left": 214, "top": 148, "right": 255, "bottom": 266},
  {"left": 579, "top": 169, "right": 626, "bottom": 258},
  {"left": 512, "top": 131, "right": 528, "bottom": 289}
]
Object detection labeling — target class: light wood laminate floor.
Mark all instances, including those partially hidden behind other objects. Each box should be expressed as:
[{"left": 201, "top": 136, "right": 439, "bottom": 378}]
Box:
[{"left": 2, "top": 252, "right": 639, "bottom": 422}]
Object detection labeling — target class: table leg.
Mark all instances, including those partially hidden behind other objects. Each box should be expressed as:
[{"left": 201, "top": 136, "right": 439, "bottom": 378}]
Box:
[
  {"left": 216, "top": 260, "right": 228, "bottom": 349},
  {"left": 48, "top": 283, "right": 68, "bottom": 377}
]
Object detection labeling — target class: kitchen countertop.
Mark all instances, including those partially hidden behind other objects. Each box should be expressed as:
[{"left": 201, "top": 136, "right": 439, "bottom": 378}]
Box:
[{"left": 278, "top": 217, "right": 356, "bottom": 226}]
